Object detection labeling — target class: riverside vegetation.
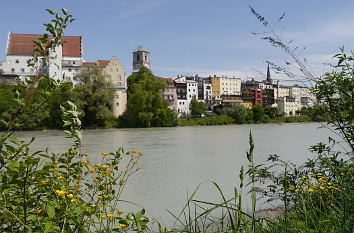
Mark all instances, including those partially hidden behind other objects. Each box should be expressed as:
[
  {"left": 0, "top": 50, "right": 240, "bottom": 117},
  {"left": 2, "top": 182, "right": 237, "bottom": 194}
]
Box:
[{"left": 0, "top": 8, "right": 353, "bottom": 233}]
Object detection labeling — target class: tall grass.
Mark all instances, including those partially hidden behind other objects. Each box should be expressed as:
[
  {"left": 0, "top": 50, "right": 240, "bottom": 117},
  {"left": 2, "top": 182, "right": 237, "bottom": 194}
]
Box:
[{"left": 167, "top": 132, "right": 353, "bottom": 233}]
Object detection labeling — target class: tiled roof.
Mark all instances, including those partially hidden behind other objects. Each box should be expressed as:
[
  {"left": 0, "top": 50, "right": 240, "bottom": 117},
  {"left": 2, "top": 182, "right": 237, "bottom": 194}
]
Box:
[
  {"left": 97, "top": 60, "right": 110, "bottom": 67},
  {"left": 6, "top": 33, "right": 82, "bottom": 57},
  {"left": 82, "top": 62, "right": 97, "bottom": 66}
]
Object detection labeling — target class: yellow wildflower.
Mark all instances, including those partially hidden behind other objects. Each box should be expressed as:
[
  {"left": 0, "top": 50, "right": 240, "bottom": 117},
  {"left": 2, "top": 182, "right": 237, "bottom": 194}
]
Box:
[
  {"left": 57, "top": 176, "right": 64, "bottom": 180},
  {"left": 102, "top": 165, "right": 107, "bottom": 169},
  {"left": 340, "top": 172, "right": 345, "bottom": 176},
  {"left": 100, "top": 215, "right": 106, "bottom": 220},
  {"left": 101, "top": 173, "right": 107, "bottom": 177},
  {"left": 84, "top": 152, "right": 88, "bottom": 156},
  {"left": 106, "top": 170, "right": 113, "bottom": 175},
  {"left": 75, "top": 179, "right": 81, "bottom": 183},
  {"left": 308, "top": 189, "right": 314, "bottom": 192},
  {"left": 101, "top": 153, "right": 108, "bottom": 157},
  {"left": 67, "top": 194, "right": 74, "bottom": 199},
  {"left": 73, "top": 185, "right": 79, "bottom": 190},
  {"left": 98, "top": 203, "right": 103, "bottom": 207},
  {"left": 110, "top": 165, "right": 116, "bottom": 169},
  {"left": 55, "top": 190, "right": 66, "bottom": 197},
  {"left": 120, "top": 224, "right": 127, "bottom": 228},
  {"left": 53, "top": 164, "right": 59, "bottom": 168},
  {"left": 289, "top": 187, "right": 294, "bottom": 191},
  {"left": 295, "top": 189, "right": 300, "bottom": 193},
  {"left": 307, "top": 179, "right": 312, "bottom": 182},
  {"left": 88, "top": 169, "right": 95, "bottom": 173},
  {"left": 89, "top": 220, "right": 94, "bottom": 223},
  {"left": 41, "top": 180, "right": 49, "bottom": 185},
  {"left": 132, "top": 150, "right": 136, "bottom": 153},
  {"left": 71, "top": 198, "right": 77, "bottom": 202},
  {"left": 94, "top": 179, "right": 100, "bottom": 184},
  {"left": 93, "top": 165, "right": 100, "bottom": 169},
  {"left": 117, "top": 210, "right": 124, "bottom": 215},
  {"left": 298, "top": 179, "right": 303, "bottom": 183},
  {"left": 333, "top": 187, "right": 340, "bottom": 190},
  {"left": 33, "top": 209, "right": 42, "bottom": 214},
  {"left": 86, "top": 207, "right": 91, "bottom": 211},
  {"left": 97, "top": 195, "right": 103, "bottom": 200},
  {"left": 138, "top": 152, "right": 143, "bottom": 156},
  {"left": 301, "top": 185, "right": 305, "bottom": 189},
  {"left": 84, "top": 161, "right": 90, "bottom": 166},
  {"left": 310, "top": 173, "right": 314, "bottom": 177},
  {"left": 328, "top": 182, "right": 332, "bottom": 185},
  {"left": 132, "top": 161, "right": 137, "bottom": 165},
  {"left": 64, "top": 163, "right": 69, "bottom": 168},
  {"left": 320, "top": 186, "right": 325, "bottom": 190},
  {"left": 103, "top": 189, "right": 107, "bottom": 193},
  {"left": 107, "top": 214, "right": 114, "bottom": 219}
]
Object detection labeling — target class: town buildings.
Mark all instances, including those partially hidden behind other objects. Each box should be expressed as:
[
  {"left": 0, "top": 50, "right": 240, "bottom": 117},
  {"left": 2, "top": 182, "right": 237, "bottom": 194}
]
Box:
[
  {"left": 82, "top": 57, "right": 127, "bottom": 117},
  {"left": 0, "top": 32, "right": 83, "bottom": 82}
]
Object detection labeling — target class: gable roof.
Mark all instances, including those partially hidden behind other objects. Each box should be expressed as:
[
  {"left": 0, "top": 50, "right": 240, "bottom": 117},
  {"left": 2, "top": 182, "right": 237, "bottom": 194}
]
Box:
[
  {"left": 97, "top": 60, "right": 110, "bottom": 68},
  {"left": 6, "top": 33, "right": 82, "bottom": 57}
]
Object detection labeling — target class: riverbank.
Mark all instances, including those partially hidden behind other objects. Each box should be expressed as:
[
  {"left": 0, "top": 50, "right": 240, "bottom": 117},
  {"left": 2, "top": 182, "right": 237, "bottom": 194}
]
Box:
[{"left": 177, "top": 115, "right": 313, "bottom": 126}]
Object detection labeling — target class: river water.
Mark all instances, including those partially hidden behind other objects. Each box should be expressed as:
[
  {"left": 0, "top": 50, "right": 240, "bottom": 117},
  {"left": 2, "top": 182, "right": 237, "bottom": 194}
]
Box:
[{"left": 15, "top": 123, "right": 334, "bottom": 227}]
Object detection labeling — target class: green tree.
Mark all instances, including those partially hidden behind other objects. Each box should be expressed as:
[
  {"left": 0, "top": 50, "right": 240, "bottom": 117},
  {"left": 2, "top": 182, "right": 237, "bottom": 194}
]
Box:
[
  {"left": 189, "top": 96, "right": 206, "bottom": 117},
  {"left": 252, "top": 103, "right": 264, "bottom": 123},
  {"left": 264, "top": 106, "right": 278, "bottom": 119},
  {"left": 229, "top": 104, "right": 250, "bottom": 124},
  {"left": 120, "top": 67, "right": 176, "bottom": 127},
  {"left": 74, "top": 65, "right": 114, "bottom": 127}
]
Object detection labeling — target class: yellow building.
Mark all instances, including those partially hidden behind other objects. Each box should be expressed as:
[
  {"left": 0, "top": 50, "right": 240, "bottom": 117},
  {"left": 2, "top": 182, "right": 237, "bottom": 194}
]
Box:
[
  {"left": 212, "top": 75, "right": 221, "bottom": 96},
  {"left": 97, "top": 57, "right": 127, "bottom": 117}
]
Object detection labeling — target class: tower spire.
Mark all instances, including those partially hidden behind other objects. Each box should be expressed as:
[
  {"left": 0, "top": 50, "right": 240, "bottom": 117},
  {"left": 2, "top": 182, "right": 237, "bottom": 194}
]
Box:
[{"left": 266, "top": 64, "right": 272, "bottom": 84}]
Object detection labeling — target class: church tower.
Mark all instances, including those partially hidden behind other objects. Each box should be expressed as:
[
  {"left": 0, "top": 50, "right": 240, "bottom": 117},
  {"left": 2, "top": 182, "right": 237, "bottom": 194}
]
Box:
[
  {"left": 266, "top": 64, "right": 272, "bottom": 84},
  {"left": 132, "top": 45, "right": 150, "bottom": 73}
]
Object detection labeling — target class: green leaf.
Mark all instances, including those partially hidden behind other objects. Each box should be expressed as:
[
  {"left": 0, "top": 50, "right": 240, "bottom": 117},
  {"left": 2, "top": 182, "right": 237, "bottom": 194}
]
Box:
[
  {"left": 62, "top": 8, "right": 69, "bottom": 15},
  {"left": 46, "top": 9, "right": 54, "bottom": 15},
  {"left": 47, "top": 204, "right": 55, "bottom": 218},
  {"left": 44, "top": 221, "right": 55, "bottom": 233},
  {"left": 8, "top": 137, "right": 20, "bottom": 146}
]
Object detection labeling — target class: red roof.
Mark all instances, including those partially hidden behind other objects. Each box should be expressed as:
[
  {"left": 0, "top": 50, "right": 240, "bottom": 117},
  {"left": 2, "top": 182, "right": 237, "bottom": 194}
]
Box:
[
  {"left": 97, "top": 60, "right": 110, "bottom": 67},
  {"left": 82, "top": 62, "right": 97, "bottom": 66},
  {"left": 6, "top": 33, "right": 82, "bottom": 57}
]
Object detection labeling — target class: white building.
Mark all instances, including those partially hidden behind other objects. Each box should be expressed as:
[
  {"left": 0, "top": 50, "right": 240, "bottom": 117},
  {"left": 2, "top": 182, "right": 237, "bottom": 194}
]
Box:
[
  {"left": 278, "top": 96, "right": 302, "bottom": 116},
  {"left": 220, "top": 76, "right": 241, "bottom": 96},
  {"left": 203, "top": 77, "right": 213, "bottom": 106},
  {"left": 1, "top": 32, "right": 83, "bottom": 82}
]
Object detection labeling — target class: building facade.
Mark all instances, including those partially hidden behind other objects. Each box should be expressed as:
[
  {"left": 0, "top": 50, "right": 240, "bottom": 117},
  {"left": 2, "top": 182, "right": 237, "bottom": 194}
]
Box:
[{"left": 0, "top": 32, "right": 83, "bottom": 82}]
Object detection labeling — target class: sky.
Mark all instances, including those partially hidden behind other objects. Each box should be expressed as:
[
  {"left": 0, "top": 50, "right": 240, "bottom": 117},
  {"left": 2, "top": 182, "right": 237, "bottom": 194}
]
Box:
[{"left": 1, "top": 0, "right": 353, "bottom": 82}]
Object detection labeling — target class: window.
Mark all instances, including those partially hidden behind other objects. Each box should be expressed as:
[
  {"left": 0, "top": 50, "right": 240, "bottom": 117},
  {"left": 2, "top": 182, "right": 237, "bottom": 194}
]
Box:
[
  {"left": 137, "top": 54, "right": 140, "bottom": 61},
  {"left": 116, "top": 68, "right": 119, "bottom": 72},
  {"left": 11, "top": 68, "right": 15, "bottom": 72},
  {"left": 21, "top": 68, "right": 25, "bottom": 72},
  {"left": 108, "top": 75, "right": 112, "bottom": 80},
  {"left": 69, "top": 69, "right": 72, "bottom": 72},
  {"left": 73, "top": 61, "right": 76, "bottom": 64},
  {"left": 16, "top": 59, "right": 19, "bottom": 64},
  {"left": 116, "top": 95, "right": 119, "bottom": 99},
  {"left": 145, "top": 55, "right": 147, "bottom": 61},
  {"left": 118, "top": 75, "right": 121, "bottom": 81},
  {"left": 116, "top": 103, "right": 119, "bottom": 106}
]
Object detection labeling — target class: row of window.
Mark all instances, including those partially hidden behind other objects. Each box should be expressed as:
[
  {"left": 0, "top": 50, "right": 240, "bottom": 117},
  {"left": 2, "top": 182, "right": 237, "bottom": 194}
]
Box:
[
  {"left": 107, "top": 75, "right": 123, "bottom": 81},
  {"left": 11, "top": 68, "right": 35, "bottom": 73},
  {"left": 188, "top": 83, "right": 197, "bottom": 87}
]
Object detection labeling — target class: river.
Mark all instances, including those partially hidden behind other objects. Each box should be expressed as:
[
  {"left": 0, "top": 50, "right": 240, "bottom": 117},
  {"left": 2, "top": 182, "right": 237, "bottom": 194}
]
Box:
[{"left": 15, "top": 123, "right": 335, "bottom": 227}]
